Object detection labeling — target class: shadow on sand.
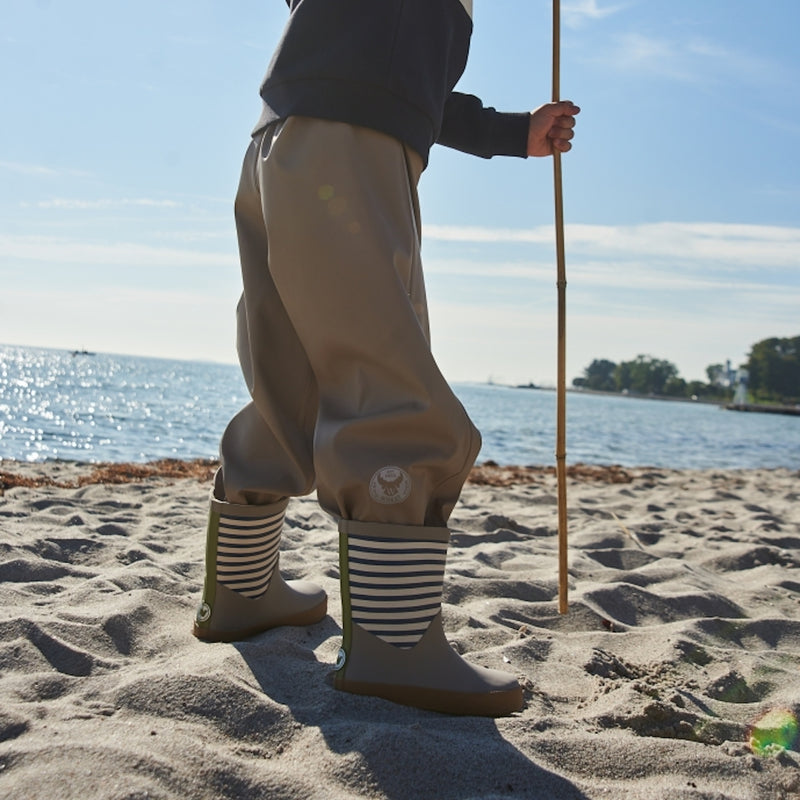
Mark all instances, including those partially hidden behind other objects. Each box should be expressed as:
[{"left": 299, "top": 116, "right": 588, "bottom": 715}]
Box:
[{"left": 234, "top": 617, "right": 588, "bottom": 800}]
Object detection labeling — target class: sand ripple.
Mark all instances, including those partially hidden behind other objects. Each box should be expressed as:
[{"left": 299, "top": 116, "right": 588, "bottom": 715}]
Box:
[{"left": 0, "top": 461, "right": 798, "bottom": 799}]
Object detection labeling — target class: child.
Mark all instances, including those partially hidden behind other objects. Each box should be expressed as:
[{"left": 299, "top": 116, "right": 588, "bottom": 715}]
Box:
[{"left": 194, "top": 0, "right": 579, "bottom": 717}]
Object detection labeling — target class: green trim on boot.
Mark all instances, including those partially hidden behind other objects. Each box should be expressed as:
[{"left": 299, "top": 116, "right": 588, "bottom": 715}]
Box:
[
  {"left": 197, "top": 501, "right": 220, "bottom": 621},
  {"left": 337, "top": 526, "right": 353, "bottom": 667},
  {"left": 333, "top": 519, "right": 524, "bottom": 717}
]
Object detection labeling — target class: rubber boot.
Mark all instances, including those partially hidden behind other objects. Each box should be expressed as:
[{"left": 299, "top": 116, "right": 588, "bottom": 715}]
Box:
[
  {"left": 333, "top": 519, "right": 524, "bottom": 716},
  {"left": 193, "top": 484, "right": 327, "bottom": 642}
]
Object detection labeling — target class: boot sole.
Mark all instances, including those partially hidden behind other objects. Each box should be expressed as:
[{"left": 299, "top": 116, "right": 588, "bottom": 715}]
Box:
[
  {"left": 336, "top": 677, "right": 524, "bottom": 717},
  {"left": 192, "top": 597, "right": 327, "bottom": 643}
]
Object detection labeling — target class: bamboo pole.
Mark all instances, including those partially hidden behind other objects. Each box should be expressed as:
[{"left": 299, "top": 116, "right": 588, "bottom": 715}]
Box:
[{"left": 552, "top": 0, "right": 569, "bottom": 614}]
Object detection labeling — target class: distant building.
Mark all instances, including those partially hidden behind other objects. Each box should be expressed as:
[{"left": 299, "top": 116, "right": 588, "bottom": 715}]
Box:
[{"left": 733, "top": 368, "right": 749, "bottom": 406}]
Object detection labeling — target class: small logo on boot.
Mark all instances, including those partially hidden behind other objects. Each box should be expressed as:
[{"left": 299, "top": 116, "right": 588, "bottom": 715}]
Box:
[
  {"left": 369, "top": 466, "right": 411, "bottom": 505},
  {"left": 196, "top": 602, "right": 212, "bottom": 624},
  {"left": 335, "top": 648, "right": 347, "bottom": 671}
]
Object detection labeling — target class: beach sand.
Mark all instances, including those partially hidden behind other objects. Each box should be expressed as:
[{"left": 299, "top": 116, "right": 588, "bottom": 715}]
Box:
[{"left": 0, "top": 459, "right": 798, "bottom": 799}]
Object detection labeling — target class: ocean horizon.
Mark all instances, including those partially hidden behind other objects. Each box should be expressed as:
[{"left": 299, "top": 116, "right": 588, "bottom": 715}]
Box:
[{"left": 1, "top": 344, "right": 798, "bottom": 470}]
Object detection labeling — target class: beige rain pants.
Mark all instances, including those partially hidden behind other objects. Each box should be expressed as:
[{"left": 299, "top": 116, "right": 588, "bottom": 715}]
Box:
[{"left": 219, "top": 117, "right": 480, "bottom": 527}]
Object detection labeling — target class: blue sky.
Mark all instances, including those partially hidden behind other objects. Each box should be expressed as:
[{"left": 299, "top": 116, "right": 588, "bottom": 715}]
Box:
[{"left": 1, "top": 0, "right": 798, "bottom": 385}]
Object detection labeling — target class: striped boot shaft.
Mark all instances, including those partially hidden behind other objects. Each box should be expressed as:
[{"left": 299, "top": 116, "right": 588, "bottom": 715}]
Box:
[
  {"left": 347, "top": 534, "right": 447, "bottom": 649},
  {"left": 215, "top": 507, "right": 284, "bottom": 599}
]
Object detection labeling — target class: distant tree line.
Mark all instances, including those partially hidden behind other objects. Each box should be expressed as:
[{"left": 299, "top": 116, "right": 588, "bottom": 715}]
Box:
[
  {"left": 747, "top": 336, "right": 800, "bottom": 404},
  {"left": 572, "top": 335, "right": 800, "bottom": 404}
]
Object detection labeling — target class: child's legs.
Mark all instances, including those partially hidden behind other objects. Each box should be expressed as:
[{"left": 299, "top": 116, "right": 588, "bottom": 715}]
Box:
[
  {"left": 261, "top": 117, "right": 480, "bottom": 526},
  {"left": 218, "top": 132, "right": 319, "bottom": 506}
]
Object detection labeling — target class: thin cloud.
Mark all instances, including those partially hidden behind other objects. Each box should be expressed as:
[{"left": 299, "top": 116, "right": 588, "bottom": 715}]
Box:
[
  {"left": 685, "top": 37, "right": 778, "bottom": 85},
  {"left": 0, "top": 234, "right": 232, "bottom": 269},
  {"left": 603, "top": 31, "right": 776, "bottom": 86},
  {"left": 424, "top": 221, "right": 800, "bottom": 269},
  {"left": 35, "top": 197, "right": 182, "bottom": 210},
  {"left": 562, "top": 0, "right": 626, "bottom": 28},
  {"left": 423, "top": 224, "right": 552, "bottom": 244},
  {"left": 425, "top": 255, "right": 800, "bottom": 316},
  {"left": 567, "top": 222, "right": 800, "bottom": 268},
  {"left": 608, "top": 32, "right": 696, "bottom": 80},
  {"left": 0, "top": 160, "right": 90, "bottom": 178},
  {"left": 0, "top": 160, "right": 57, "bottom": 177}
]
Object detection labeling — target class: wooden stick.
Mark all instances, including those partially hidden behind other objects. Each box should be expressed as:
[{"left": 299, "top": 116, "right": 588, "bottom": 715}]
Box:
[{"left": 552, "top": 0, "right": 569, "bottom": 614}]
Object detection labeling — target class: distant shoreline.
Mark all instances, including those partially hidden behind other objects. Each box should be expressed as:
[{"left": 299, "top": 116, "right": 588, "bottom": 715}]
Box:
[
  {"left": 723, "top": 402, "right": 800, "bottom": 417},
  {"left": 514, "top": 383, "right": 800, "bottom": 415},
  {"left": 515, "top": 383, "right": 720, "bottom": 405}
]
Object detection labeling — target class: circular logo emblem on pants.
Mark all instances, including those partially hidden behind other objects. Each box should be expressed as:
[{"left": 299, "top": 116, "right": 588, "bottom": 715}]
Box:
[{"left": 369, "top": 466, "right": 412, "bottom": 505}]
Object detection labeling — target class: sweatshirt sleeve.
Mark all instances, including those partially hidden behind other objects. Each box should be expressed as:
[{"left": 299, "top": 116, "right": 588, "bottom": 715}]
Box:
[{"left": 437, "top": 92, "right": 530, "bottom": 159}]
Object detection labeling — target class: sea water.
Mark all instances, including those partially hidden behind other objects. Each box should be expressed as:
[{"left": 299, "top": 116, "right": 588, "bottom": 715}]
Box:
[{"left": 1, "top": 345, "right": 798, "bottom": 469}]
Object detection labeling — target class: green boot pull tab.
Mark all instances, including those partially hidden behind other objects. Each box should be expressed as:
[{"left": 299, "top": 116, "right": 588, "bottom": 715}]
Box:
[{"left": 335, "top": 648, "right": 347, "bottom": 671}]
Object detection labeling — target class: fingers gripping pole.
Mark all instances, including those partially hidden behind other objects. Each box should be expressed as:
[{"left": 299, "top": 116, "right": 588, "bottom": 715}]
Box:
[{"left": 552, "top": 0, "right": 569, "bottom": 614}]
